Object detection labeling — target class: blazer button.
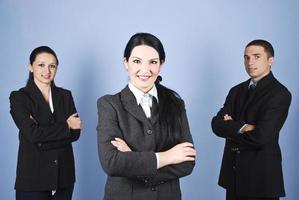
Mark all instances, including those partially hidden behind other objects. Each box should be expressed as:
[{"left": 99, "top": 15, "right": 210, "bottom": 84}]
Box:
[
  {"left": 236, "top": 150, "right": 241, "bottom": 154},
  {"left": 151, "top": 186, "right": 156, "bottom": 191},
  {"left": 54, "top": 159, "right": 58, "bottom": 165},
  {"left": 146, "top": 130, "right": 153, "bottom": 135},
  {"left": 38, "top": 143, "right": 42, "bottom": 147}
]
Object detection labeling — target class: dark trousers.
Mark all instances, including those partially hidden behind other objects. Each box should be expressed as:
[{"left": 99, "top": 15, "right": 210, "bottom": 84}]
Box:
[
  {"left": 226, "top": 190, "right": 279, "bottom": 200},
  {"left": 16, "top": 184, "right": 74, "bottom": 200}
]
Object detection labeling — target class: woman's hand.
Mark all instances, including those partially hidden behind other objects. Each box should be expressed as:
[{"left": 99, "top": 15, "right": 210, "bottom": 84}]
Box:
[
  {"left": 158, "top": 142, "right": 196, "bottom": 169},
  {"left": 67, "top": 113, "right": 83, "bottom": 129},
  {"left": 111, "top": 137, "right": 132, "bottom": 152}
]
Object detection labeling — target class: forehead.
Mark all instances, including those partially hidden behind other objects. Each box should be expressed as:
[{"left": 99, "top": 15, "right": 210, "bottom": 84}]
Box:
[
  {"left": 34, "top": 53, "right": 56, "bottom": 63},
  {"left": 244, "top": 45, "right": 266, "bottom": 55},
  {"left": 130, "top": 45, "right": 159, "bottom": 59}
]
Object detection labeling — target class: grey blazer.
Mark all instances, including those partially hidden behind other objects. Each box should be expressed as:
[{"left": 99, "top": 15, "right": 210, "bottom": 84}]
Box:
[{"left": 97, "top": 85, "right": 195, "bottom": 200}]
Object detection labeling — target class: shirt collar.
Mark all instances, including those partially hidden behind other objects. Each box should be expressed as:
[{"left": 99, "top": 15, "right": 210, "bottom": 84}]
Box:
[
  {"left": 128, "top": 82, "right": 159, "bottom": 106},
  {"left": 248, "top": 79, "right": 257, "bottom": 88}
]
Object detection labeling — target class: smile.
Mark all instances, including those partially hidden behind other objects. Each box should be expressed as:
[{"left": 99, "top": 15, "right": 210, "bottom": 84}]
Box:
[{"left": 137, "top": 75, "right": 151, "bottom": 81}]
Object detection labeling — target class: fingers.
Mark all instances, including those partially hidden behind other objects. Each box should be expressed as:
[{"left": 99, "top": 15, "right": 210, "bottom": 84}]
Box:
[
  {"left": 70, "top": 113, "right": 78, "bottom": 117},
  {"left": 223, "top": 114, "right": 233, "bottom": 121},
  {"left": 111, "top": 138, "right": 131, "bottom": 152},
  {"left": 115, "top": 137, "right": 127, "bottom": 145},
  {"left": 177, "top": 142, "right": 194, "bottom": 148},
  {"left": 67, "top": 115, "right": 83, "bottom": 129}
]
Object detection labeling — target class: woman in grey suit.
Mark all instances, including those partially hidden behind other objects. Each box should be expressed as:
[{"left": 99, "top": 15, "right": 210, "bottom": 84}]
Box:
[{"left": 97, "top": 33, "right": 196, "bottom": 200}]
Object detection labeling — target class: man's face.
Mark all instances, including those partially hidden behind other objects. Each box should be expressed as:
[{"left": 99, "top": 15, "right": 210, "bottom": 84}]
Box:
[{"left": 244, "top": 45, "right": 273, "bottom": 81}]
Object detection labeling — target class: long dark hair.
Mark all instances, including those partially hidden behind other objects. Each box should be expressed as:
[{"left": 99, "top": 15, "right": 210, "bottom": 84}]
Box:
[
  {"left": 26, "top": 46, "right": 59, "bottom": 86},
  {"left": 124, "top": 33, "right": 184, "bottom": 144}
]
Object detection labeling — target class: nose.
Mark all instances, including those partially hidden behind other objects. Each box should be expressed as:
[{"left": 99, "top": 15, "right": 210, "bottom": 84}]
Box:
[
  {"left": 246, "top": 57, "right": 255, "bottom": 66},
  {"left": 44, "top": 66, "right": 51, "bottom": 73},
  {"left": 140, "top": 62, "right": 150, "bottom": 73}
]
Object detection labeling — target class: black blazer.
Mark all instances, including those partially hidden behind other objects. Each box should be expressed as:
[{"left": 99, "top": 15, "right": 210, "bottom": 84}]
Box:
[
  {"left": 97, "top": 85, "right": 195, "bottom": 200},
  {"left": 211, "top": 72, "right": 291, "bottom": 197},
  {"left": 10, "top": 81, "right": 80, "bottom": 191}
]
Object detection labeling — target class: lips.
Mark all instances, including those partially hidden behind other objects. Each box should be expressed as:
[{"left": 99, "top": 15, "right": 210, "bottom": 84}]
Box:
[
  {"left": 42, "top": 74, "right": 51, "bottom": 79},
  {"left": 137, "top": 75, "right": 151, "bottom": 81},
  {"left": 247, "top": 68, "right": 257, "bottom": 72}
]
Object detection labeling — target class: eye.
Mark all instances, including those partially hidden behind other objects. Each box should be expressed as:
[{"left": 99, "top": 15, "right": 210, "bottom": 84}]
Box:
[
  {"left": 150, "top": 60, "right": 158, "bottom": 64},
  {"left": 132, "top": 59, "right": 141, "bottom": 64},
  {"left": 254, "top": 55, "right": 260, "bottom": 59},
  {"left": 38, "top": 63, "right": 45, "bottom": 67},
  {"left": 49, "top": 64, "right": 57, "bottom": 69}
]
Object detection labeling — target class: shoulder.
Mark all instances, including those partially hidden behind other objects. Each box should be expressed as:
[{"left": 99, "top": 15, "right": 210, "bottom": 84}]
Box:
[
  {"left": 230, "top": 79, "right": 249, "bottom": 92},
  {"left": 54, "top": 86, "right": 72, "bottom": 96},
  {"left": 271, "top": 78, "right": 292, "bottom": 102},
  {"left": 97, "top": 92, "right": 121, "bottom": 108},
  {"left": 10, "top": 87, "right": 29, "bottom": 103}
]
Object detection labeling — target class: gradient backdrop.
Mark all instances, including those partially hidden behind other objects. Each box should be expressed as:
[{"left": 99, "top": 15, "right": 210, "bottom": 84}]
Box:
[{"left": 1, "top": 0, "right": 298, "bottom": 199}]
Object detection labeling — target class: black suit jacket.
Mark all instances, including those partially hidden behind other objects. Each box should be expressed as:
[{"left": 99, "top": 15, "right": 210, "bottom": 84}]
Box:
[
  {"left": 211, "top": 72, "right": 291, "bottom": 197},
  {"left": 10, "top": 81, "right": 80, "bottom": 191},
  {"left": 97, "top": 85, "right": 195, "bottom": 200}
]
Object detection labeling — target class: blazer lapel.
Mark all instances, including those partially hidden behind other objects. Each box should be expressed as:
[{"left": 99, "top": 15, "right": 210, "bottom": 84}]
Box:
[
  {"left": 150, "top": 96, "right": 159, "bottom": 125},
  {"left": 24, "top": 81, "right": 53, "bottom": 122},
  {"left": 120, "top": 86, "right": 152, "bottom": 127},
  {"left": 51, "top": 84, "right": 64, "bottom": 120}
]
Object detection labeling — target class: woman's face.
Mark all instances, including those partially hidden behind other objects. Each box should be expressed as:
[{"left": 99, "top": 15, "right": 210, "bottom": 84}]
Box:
[
  {"left": 29, "top": 52, "right": 57, "bottom": 86},
  {"left": 124, "top": 45, "right": 162, "bottom": 93}
]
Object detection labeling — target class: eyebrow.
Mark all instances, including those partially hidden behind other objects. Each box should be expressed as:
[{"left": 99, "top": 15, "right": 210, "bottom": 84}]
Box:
[
  {"left": 244, "top": 53, "right": 261, "bottom": 57},
  {"left": 36, "top": 61, "right": 57, "bottom": 65},
  {"left": 130, "top": 56, "right": 159, "bottom": 60}
]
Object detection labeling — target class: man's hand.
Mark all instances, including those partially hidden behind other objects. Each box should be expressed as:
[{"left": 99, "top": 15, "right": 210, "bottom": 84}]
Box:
[{"left": 223, "top": 114, "right": 233, "bottom": 121}]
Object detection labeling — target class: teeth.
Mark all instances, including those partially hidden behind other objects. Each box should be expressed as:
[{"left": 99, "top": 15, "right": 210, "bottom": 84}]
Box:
[{"left": 138, "top": 75, "right": 150, "bottom": 80}]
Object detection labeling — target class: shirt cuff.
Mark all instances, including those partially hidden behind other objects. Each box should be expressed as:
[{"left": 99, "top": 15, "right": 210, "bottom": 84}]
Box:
[
  {"left": 155, "top": 153, "right": 160, "bottom": 169},
  {"left": 238, "top": 124, "right": 247, "bottom": 134}
]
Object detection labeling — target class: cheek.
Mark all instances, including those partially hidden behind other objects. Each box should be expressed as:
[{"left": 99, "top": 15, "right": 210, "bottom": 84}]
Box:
[{"left": 151, "top": 66, "right": 161, "bottom": 74}]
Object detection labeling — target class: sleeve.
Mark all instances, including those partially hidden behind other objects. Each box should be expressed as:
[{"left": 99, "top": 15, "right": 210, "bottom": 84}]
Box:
[
  {"left": 211, "top": 88, "right": 245, "bottom": 139},
  {"left": 97, "top": 96, "right": 157, "bottom": 179},
  {"left": 10, "top": 91, "right": 79, "bottom": 150},
  {"left": 39, "top": 91, "right": 81, "bottom": 150},
  {"left": 149, "top": 101, "right": 195, "bottom": 186},
  {"left": 235, "top": 89, "right": 291, "bottom": 148}
]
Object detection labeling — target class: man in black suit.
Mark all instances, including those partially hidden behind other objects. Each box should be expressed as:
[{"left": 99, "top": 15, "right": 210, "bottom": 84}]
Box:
[{"left": 211, "top": 40, "right": 291, "bottom": 200}]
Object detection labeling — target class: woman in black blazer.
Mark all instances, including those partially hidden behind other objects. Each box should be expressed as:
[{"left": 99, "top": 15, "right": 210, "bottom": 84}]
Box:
[
  {"left": 97, "top": 33, "right": 196, "bottom": 200},
  {"left": 10, "top": 46, "right": 82, "bottom": 200}
]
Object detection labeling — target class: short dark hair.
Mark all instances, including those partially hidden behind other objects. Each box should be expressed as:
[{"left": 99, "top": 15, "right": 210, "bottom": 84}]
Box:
[
  {"left": 124, "top": 33, "right": 165, "bottom": 64},
  {"left": 27, "top": 46, "right": 58, "bottom": 85},
  {"left": 246, "top": 39, "right": 274, "bottom": 58}
]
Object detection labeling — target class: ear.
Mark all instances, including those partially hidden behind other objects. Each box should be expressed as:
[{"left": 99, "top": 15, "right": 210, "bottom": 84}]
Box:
[
  {"left": 160, "top": 62, "right": 164, "bottom": 69},
  {"left": 123, "top": 58, "right": 129, "bottom": 70},
  {"left": 28, "top": 64, "right": 33, "bottom": 72},
  {"left": 268, "top": 57, "right": 274, "bottom": 66}
]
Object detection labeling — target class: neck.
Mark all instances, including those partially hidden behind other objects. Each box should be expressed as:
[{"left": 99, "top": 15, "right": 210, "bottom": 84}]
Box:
[
  {"left": 34, "top": 80, "right": 51, "bottom": 99},
  {"left": 129, "top": 82, "right": 154, "bottom": 94},
  {"left": 252, "top": 71, "right": 270, "bottom": 82}
]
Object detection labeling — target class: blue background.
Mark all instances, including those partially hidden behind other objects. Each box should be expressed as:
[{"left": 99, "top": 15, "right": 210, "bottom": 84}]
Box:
[{"left": 1, "top": 0, "right": 298, "bottom": 199}]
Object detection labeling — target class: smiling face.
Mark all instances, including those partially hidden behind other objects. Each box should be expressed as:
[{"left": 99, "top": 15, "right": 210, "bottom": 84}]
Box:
[
  {"left": 244, "top": 45, "right": 273, "bottom": 82},
  {"left": 124, "top": 45, "right": 162, "bottom": 93},
  {"left": 28, "top": 52, "right": 57, "bottom": 87}
]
